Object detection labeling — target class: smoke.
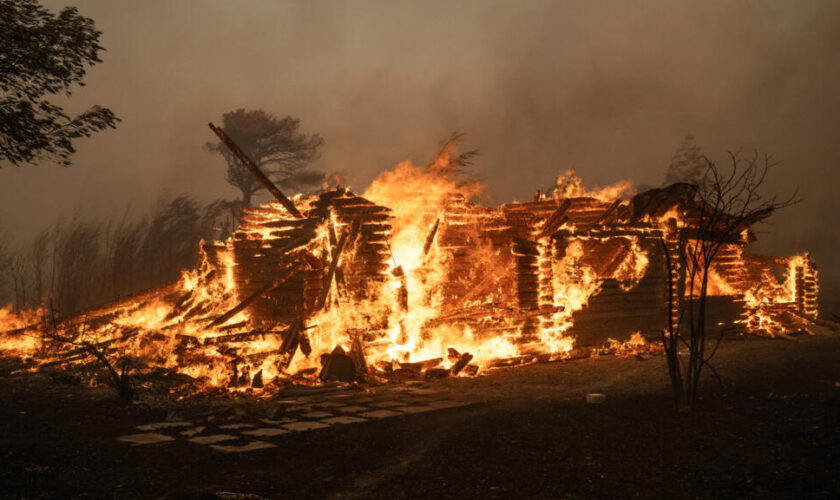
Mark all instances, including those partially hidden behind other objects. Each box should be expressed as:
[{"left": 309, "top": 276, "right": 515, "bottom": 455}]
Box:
[{"left": 2, "top": 0, "right": 839, "bottom": 308}]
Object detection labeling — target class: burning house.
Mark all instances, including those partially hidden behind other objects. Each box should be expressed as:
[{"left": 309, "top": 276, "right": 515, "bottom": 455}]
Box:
[{"left": 0, "top": 129, "right": 819, "bottom": 393}]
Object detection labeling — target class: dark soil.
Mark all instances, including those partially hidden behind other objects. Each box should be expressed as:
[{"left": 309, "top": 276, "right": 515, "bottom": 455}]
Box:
[{"left": 1, "top": 333, "right": 839, "bottom": 499}]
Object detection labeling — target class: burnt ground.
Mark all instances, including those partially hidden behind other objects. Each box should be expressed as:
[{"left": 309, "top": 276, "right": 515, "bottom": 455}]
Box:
[{"left": 1, "top": 332, "right": 839, "bottom": 499}]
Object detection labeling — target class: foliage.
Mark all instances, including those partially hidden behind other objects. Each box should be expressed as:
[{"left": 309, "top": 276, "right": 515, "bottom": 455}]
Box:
[
  {"left": 206, "top": 109, "right": 324, "bottom": 205},
  {"left": 0, "top": 0, "right": 119, "bottom": 166}
]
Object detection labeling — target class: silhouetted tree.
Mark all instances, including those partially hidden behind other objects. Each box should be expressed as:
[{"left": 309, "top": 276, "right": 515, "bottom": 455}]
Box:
[
  {"left": 660, "top": 151, "right": 797, "bottom": 411},
  {"left": 0, "top": 0, "right": 119, "bottom": 166},
  {"left": 663, "top": 135, "right": 705, "bottom": 186},
  {"left": 206, "top": 109, "right": 324, "bottom": 206}
]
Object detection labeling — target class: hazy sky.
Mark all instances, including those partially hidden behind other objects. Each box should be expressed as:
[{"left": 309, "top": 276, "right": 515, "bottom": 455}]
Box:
[{"left": 2, "top": 0, "right": 838, "bottom": 295}]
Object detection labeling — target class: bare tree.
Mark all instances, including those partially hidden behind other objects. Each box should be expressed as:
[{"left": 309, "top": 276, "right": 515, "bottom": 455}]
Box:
[{"left": 660, "top": 151, "right": 797, "bottom": 411}]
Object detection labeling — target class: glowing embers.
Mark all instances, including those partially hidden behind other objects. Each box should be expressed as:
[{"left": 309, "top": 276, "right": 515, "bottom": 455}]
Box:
[
  {"left": 0, "top": 306, "right": 42, "bottom": 358},
  {"left": 594, "top": 331, "right": 663, "bottom": 358}
]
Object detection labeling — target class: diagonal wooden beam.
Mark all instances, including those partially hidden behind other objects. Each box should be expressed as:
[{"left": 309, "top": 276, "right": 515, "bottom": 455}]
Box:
[
  {"left": 538, "top": 199, "right": 572, "bottom": 238},
  {"left": 207, "top": 261, "right": 304, "bottom": 327},
  {"left": 422, "top": 218, "right": 440, "bottom": 258},
  {"left": 208, "top": 122, "right": 303, "bottom": 218}
]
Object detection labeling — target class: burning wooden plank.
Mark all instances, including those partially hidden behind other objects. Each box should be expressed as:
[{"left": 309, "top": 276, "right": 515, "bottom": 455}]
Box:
[
  {"left": 446, "top": 348, "right": 474, "bottom": 375},
  {"left": 422, "top": 218, "right": 440, "bottom": 258}
]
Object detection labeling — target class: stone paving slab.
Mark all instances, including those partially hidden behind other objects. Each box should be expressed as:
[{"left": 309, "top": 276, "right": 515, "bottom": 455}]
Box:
[
  {"left": 312, "top": 401, "right": 345, "bottom": 408},
  {"left": 136, "top": 421, "right": 192, "bottom": 431},
  {"left": 189, "top": 434, "right": 238, "bottom": 445},
  {"left": 219, "top": 423, "right": 256, "bottom": 430},
  {"left": 241, "top": 427, "right": 290, "bottom": 437},
  {"left": 260, "top": 417, "right": 294, "bottom": 425},
  {"left": 300, "top": 411, "right": 333, "bottom": 419},
  {"left": 338, "top": 405, "right": 369, "bottom": 413},
  {"left": 401, "top": 396, "right": 436, "bottom": 403},
  {"left": 369, "top": 401, "right": 407, "bottom": 408},
  {"left": 211, "top": 441, "right": 276, "bottom": 453},
  {"left": 284, "top": 405, "right": 311, "bottom": 412},
  {"left": 119, "top": 387, "right": 479, "bottom": 452},
  {"left": 322, "top": 415, "right": 367, "bottom": 425},
  {"left": 359, "top": 409, "right": 403, "bottom": 419},
  {"left": 118, "top": 433, "right": 175, "bottom": 445},
  {"left": 283, "top": 421, "right": 330, "bottom": 431},
  {"left": 427, "top": 400, "right": 470, "bottom": 409},
  {"left": 403, "top": 388, "right": 445, "bottom": 395},
  {"left": 396, "top": 405, "right": 437, "bottom": 414}
]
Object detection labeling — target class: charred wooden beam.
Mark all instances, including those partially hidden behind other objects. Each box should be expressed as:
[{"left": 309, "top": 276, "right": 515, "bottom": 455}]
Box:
[
  {"left": 316, "top": 221, "right": 355, "bottom": 310},
  {"left": 450, "top": 352, "right": 474, "bottom": 375},
  {"left": 422, "top": 218, "right": 440, "bottom": 258},
  {"left": 327, "top": 222, "right": 346, "bottom": 287},
  {"left": 584, "top": 199, "right": 622, "bottom": 230},
  {"left": 208, "top": 122, "right": 303, "bottom": 218},
  {"left": 538, "top": 199, "right": 572, "bottom": 238},
  {"left": 399, "top": 357, "right": 443, "bottom": 371}
]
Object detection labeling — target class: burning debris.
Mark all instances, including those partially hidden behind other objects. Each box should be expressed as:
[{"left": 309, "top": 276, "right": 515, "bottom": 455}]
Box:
[{"left": 0, "top": 131, "right": 821, "bottom": 397}]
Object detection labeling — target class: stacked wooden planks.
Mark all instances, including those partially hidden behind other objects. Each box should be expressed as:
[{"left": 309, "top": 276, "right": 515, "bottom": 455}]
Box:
[
  {"left": 232, "top": 204, "right": 320, "bottom": 326},
  {"left": 306, "top": 188, "right": 394, "bottom": 302}
]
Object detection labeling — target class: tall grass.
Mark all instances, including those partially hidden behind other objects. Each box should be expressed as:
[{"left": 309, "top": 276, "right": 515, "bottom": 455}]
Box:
[{"left": 0, "top": 194, "right": 233, "bottom": 317}]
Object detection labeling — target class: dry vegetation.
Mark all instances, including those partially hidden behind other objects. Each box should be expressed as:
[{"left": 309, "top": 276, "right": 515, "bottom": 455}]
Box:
[{"left": 0, "top": 194, "right": 229, "bottom": 316}]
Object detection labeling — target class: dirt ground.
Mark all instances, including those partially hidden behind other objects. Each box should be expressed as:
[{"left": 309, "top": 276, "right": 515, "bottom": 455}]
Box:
[{"left": 1, "top": 331, "right": 839, "bottom": 499}]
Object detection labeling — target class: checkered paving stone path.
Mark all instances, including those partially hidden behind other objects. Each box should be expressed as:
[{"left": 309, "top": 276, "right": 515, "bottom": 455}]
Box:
[{"left": 117, "top": 387, "right": 477, "bottom": 453}]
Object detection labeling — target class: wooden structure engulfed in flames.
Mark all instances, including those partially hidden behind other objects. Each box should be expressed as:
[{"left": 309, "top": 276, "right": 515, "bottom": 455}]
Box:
[
  {"left": 0, "top": 133, "right": 820, "bottom": 393},
  {"left": 204, "top": 183, "right": 818, "bottom": 359}
]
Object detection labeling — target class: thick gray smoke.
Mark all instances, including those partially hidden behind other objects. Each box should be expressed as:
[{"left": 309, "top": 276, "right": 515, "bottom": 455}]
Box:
[{"left": 1, "top": 0, "right": 838, "bottom": 309}]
